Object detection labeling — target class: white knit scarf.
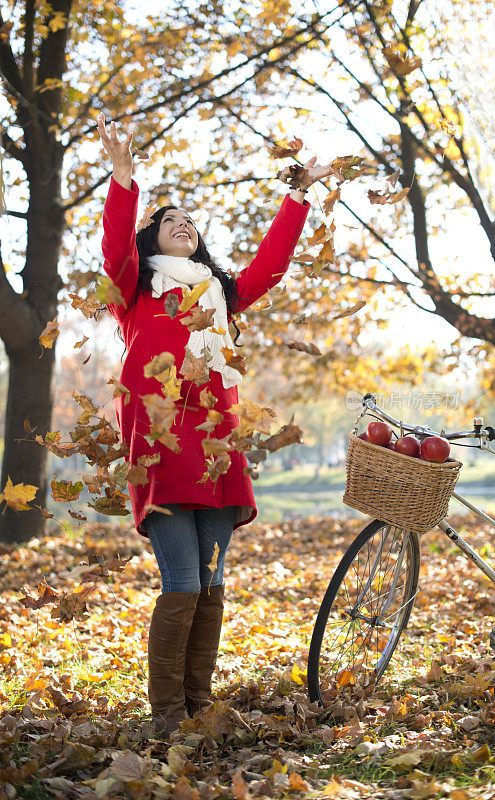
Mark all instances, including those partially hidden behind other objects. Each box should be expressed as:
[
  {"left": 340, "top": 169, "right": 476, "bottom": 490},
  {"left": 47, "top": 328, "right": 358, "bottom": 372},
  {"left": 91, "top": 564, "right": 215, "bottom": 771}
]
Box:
[{"left": 148, "top": 254, "right": 242, "bottom": 389}]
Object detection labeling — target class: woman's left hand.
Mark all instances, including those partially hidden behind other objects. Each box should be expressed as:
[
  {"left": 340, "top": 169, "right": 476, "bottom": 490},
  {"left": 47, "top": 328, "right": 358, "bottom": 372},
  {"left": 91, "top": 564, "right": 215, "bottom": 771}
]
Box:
[{"left": 299, "top": 156, "right": 335, "bottom": 189}]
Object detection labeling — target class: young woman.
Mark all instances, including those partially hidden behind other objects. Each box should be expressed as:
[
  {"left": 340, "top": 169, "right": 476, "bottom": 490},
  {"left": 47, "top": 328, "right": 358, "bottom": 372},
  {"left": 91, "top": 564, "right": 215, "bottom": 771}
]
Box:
[{"left": 97, "top": 112, "right": 333, "bottom": 736}]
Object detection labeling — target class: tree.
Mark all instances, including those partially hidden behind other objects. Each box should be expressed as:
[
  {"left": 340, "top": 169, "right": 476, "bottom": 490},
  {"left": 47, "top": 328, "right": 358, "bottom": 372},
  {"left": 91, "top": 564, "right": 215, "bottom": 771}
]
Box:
[{"left": 0, "top": 0, "right": 334, "bottom": 543}]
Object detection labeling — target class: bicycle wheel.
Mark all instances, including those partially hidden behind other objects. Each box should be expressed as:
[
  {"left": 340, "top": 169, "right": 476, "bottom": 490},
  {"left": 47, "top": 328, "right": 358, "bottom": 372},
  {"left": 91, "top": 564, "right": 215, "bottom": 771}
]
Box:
[{"left": 307, "top": 519, "right": 420, "bottom": 704}]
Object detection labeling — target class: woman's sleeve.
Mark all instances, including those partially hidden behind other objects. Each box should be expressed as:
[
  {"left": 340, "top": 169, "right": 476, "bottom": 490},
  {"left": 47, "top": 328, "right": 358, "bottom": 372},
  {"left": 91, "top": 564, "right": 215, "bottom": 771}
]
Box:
[
  {"left": 233, "top": 194, "right": 310, "bottom": 315},
  {"left": 101, "top": 176, "right": 140, "bottom": 316}
]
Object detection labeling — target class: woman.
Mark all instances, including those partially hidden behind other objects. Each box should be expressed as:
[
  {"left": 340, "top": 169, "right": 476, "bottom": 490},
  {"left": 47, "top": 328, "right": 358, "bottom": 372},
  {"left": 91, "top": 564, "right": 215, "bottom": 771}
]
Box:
[{"left": 97, "top": 112, "right": 333, "bottom": 736}]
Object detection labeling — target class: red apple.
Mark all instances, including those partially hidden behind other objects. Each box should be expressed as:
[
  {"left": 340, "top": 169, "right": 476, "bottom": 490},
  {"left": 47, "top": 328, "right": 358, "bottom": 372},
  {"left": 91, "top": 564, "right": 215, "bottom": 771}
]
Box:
[
  {"left": 387, "top": 441, "right": 396, "bottom": 450},
  {"left": 366, "top": 421, "right": 393, "bottom": 446},
  {"left": 420, "top": 436, "right": 450, "bottom": 462},
  {"left": 358, "top": 432, "right": 368, "bottom": 441},
  {"left": 395, "top": 436, "right": 421, "bottom": 457}
]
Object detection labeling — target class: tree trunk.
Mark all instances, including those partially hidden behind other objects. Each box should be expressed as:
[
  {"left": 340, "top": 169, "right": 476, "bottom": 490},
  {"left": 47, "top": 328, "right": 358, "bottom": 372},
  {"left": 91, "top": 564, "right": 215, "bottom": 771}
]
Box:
[
  {"left": 0, "top": 345, "right": 57, "bottom": 543},
  {"left": 0, "top": 158, "right": 65, "bottom": 544}
]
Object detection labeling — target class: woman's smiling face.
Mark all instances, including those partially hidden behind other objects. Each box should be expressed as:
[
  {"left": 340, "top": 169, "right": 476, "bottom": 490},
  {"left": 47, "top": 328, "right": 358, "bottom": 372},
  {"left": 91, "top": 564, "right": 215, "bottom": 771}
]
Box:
[{"left": 156, "top": 208, "right": 199, "bottom": 257}]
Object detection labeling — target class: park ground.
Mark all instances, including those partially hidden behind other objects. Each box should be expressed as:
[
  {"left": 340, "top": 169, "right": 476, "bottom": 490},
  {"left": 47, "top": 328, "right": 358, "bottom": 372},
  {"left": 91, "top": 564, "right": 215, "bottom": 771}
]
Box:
[{"left": 1, "top": 509, "right": 495, "bottom": 799}]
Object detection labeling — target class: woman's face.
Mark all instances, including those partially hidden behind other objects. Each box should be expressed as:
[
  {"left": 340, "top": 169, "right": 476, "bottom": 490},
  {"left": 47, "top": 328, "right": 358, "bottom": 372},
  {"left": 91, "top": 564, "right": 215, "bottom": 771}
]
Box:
[{"left": 156, "top": 208, "right": 199, "bottom": 257}]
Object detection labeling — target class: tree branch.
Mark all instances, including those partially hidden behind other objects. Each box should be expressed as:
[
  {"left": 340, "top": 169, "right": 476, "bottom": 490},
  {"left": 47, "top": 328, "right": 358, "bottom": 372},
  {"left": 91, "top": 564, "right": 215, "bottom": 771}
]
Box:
[
  {"left": 22, "top": 0, "right": 35, "bottom": 99},
  {"left": 0, "top": 209, "right": 28, "bottom": 219},
  {"left": 0, "top": 130, "right": 27, "bottom": 166}
]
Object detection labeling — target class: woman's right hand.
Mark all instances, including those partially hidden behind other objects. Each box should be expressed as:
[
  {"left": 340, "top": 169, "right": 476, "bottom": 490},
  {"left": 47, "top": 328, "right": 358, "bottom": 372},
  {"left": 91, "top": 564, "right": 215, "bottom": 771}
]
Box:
[{"left": 97, "top": 112, "right": 133, "bottom": 189}]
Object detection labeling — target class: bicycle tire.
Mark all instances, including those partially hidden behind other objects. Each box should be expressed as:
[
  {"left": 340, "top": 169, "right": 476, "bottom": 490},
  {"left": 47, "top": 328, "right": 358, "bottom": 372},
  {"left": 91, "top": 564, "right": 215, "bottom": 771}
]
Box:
[{"left": 307, "top": 519, "right": 420, "bottom": 705}]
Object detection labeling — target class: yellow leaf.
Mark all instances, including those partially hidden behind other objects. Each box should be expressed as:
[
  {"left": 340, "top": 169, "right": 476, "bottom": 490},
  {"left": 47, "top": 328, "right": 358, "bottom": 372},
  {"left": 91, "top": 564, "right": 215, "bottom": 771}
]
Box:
[
  {"left": 0, "top": 476, "right": 38, "bottom": 511},
  {"left": 263, "top": 759, "right": 287, "bottom": 779},
  {"left": 178, "top": 280, "right": 210, "bottom": 314},
  {"left": 0, "top": 633, "right": 12, "bottom": 647},
  {"left": 290, "top": 663, "right": 306, "bottom": 685},
  {"left": 48, "top": 11, "right": 67, "bottom": 32},
  {"left": 39, "top": 317, "right": 60, "bottom": 349}
]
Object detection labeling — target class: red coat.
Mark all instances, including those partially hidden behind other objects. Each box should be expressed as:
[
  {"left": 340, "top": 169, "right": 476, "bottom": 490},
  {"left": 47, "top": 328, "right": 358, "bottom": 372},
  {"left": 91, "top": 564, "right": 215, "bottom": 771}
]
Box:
[{"left": 101, "top": 177, "right": 310, "bottom": 536}]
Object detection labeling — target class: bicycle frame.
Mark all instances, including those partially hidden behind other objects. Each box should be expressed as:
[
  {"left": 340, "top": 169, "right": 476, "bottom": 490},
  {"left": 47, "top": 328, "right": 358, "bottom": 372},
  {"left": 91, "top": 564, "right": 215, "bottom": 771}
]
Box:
[{"left": 437, "top": 493, "right": 495, "bottom": 584}]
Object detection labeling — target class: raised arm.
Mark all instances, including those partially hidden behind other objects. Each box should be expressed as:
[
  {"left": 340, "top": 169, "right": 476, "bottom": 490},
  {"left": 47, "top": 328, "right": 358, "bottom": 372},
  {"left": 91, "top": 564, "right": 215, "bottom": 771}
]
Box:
[
  {"left": 97, "top": 113, "right": 139, "bottom": 317},
  {"left": 233, "top": 156, "right": 335, "bottom": 314}
]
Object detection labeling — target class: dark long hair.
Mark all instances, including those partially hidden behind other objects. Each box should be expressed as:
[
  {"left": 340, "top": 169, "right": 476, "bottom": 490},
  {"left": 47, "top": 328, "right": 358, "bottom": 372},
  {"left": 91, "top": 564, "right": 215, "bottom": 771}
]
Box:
[{"left": 101, "top": 204, "right": 241, "bottom": 358}]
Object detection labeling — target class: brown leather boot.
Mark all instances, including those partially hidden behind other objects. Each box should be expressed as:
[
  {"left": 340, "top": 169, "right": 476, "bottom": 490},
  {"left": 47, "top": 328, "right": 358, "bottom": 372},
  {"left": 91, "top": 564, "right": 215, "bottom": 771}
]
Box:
[
  {"left": 148, "top": 590, "right": 200, "bottom": 737},
  {"left": 184, "top": 584, "right": 225, "bottom": 717}
]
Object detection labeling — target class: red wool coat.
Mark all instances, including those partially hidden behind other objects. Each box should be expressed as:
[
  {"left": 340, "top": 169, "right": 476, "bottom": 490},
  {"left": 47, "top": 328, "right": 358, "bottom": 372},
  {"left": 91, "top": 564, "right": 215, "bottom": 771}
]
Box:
[{"left": 101, "top": 177, "right": 310, "bottom": 536}]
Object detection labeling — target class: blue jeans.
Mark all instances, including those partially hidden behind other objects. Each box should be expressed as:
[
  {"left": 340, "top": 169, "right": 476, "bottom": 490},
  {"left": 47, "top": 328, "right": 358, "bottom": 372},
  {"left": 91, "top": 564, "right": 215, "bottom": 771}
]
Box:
[{"left": 142, "top": 504, "right": 237, "bottom": 593}]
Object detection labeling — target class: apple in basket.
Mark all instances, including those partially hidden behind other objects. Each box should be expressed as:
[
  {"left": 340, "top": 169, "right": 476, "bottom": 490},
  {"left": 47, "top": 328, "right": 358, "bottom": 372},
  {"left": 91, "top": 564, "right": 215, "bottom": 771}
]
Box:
[
  {"left": 420, "top": 436, "right": 450, "bottom": 462},
  {"left": 394, "top": 435, "right": 421, "bottom": 458},
  {"left": 366, "top": 421, "right": 393, "bottom": 446}
]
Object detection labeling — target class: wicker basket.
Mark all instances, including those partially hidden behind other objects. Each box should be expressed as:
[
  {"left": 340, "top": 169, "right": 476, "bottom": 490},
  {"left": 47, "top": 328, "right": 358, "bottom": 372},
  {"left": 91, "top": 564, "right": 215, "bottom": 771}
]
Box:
[{"left": 343, "top": 430, "right": 462, "bottom": 534}]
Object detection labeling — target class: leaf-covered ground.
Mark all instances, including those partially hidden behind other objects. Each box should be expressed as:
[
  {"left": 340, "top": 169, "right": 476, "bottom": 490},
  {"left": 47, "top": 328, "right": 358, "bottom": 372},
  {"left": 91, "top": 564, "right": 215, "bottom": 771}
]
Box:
[{"left": 1, "top": 514, "right": 495, "bottom": 799}]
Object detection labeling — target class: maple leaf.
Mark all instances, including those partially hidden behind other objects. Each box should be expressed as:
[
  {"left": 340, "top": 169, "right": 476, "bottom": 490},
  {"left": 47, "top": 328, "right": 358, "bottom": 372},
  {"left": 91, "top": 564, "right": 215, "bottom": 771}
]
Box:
[
  {"left": 0, "top": 476, "right": 38, "bottom": 511},
  {"left": 131, "top": 146, "right": 150, "bottom": 161},
  {"left": 180, "top": 306, "right": 215, "bottom": 332},
  {"left": 331, "top": 300, "right": 367, "bottom": 320},
  {"left": 68, "top": 292, "right": 102, "bottom": 319},
  {"left": 88, "top": 487, "right": 130, "bottom": 516},
  {"left": 20, "top": 582, "right": 59, "bottom": 609},
  {"left": 39, "top": 317, "right": 60, "bottom": 349},
  {"left": 107, "top": 377, "right": 131, "bottom": 405},
  {"left": 199, "top": 388, "right": 217, "bottom": 408},
  {"left": 221, "top": 346, "right": 247, "bottom": 375},
  {"left": 201, "top": 452, "right": 232, "bottom": 483},
  {"left": 94, "top": 275, "right": 125, "bottom": 307},
  {"left": 143, "top": 352, "right": 175, "bottom": 385},
  {"left": 276, "top": 163, "right": 309, "bottom": 190},
  {"left": 160, "top": 365, "right": 183, "bottom": 400},
  {"left": 142, "top": 393, "right": 178, "bottom": 432},
  {"left": 330, "top": 155, "right": 368, "bottom": 183},
  {"left": 136, "top": 200, "right": 159, "bottom": 232},
  {"left": 229, "top": 399, "right": 276, "bottom": 436},
  {"left": 195, "top": 409, "right": 224, "bottom": 433},
  {"left": 207, "top": 542, "right": 220, "bottom": 574},
  {"left": 35, "top": 430, "right": 79, "bottom": 458},
  {"left": 306, "top": 223, "right": 328, "bottom": 248},
  {"left": 137, "top": 453, "right": 161, "bottom": 468},
  {"left": 178, "top": 280, "right": 210, "bottom": 314},
  {"left": 126, "top": 463, "right": 149, "bottom": 486},
  {"left": 202, "top": 435, "right": 232, "bottom": 457},
  {"left": 383, "top": 45, "right": 422, "bottom": 76},
  {"left": 52, "top": 585, "right": 95, "bottom": 622},
  {"left": 259, "top": 416, "right": 303, "bottom": 452},
  {"left": 323, "top": 187, "right": 341, "bottom": 213},
  {"left": 151, "top": 430, "right": 181, "bottom": 452},
  {"left": 268, "top": 136, "right": 304, "bottom": 158},
  {"left": 180, "top": 346, "right": 210, "bottom": 386},
  {"left": 368, "top": 187, "right": 410, "bottom": 205},
  {"left": 51, "top": 475, "right": 84, "bottom": 502},
  {"left": 68, "top": 509, "right": 87, "bottom": 521},
  {"left": 287, "top": 341, "right": 322, "bottom": 356},
  {"left": 72, "top": 390, "right": 99, "bottom": 425}
]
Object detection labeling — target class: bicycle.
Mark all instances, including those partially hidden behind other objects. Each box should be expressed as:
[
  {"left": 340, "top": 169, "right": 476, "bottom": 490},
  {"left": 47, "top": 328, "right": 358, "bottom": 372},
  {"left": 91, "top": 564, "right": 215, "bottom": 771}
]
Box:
[{"left": 307, "top": 392, "right": 495, "bottom": 706}]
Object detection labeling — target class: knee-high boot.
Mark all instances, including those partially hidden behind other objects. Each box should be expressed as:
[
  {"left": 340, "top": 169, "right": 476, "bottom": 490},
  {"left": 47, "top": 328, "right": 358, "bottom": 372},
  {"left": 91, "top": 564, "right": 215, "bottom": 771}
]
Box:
[
  {"left": 184, "top": 584, "right": 225, "bottom": 717},
  {"left": 148, "top": 590, "right": 200, "bottom": 736}
]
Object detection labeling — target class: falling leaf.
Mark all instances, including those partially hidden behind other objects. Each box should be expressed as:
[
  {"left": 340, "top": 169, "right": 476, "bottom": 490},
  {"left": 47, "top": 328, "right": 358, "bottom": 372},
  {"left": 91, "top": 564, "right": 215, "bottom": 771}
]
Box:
[
  {"left": 180, "top": 306, "right": 215, "bottom": 332},
  {"left": 306, "top": 223, "right": 328, "bottom": 248},
  {"left": 39, "top": 318, "right": 60, "bottom": 349},
  {"left": 144, "top": 503, "right": 173, "bottom": 515},
  {"left": 323, "top": 187, "right": 341, "bottom": 213},
  {"left": 178, "top": 280, "right": 210, "bottom": 314},
  {"left": 106, "top": 376, "right": 131, "bottom": 406},
  {"left": 144, "top": 351, "right": 175, "bottom": 382},
  {"left": 126, "top": 464, "right": 149, "bottom": 487},
  {"left": 0, "top": 476, "right": 38, "bottom": 511},
  {"left": 199, "top": 388, "right": 217, "bottom": 408},
  {"left": 160, "top": 365, "right": 183, "bottom": 400},
  {"left": 368, "top": 187, "right": 410, "bottom": 204},
  {"left": 142, "top": 393, "right": 178, "bottom": 433},
  {"left": 164, "top": 292, "right": 180, "bottom": 318},
  {"left": 259, "top": 418, "right": 303, "bottom": 452},
  {"left": 383, "top": 45, "right": 422, "bottom": 76},
  {"left": 51, "top": 476, "right": 84, "bottom": 502},
  {"left": 268, "top": 136, "right": 304, "bottom": 158},
  {"left": 136, "top": 200, "right": 159, "bottom": 232},
  {"left": 68, "top": 292, "right": 101, "bottom": 319},
  {"left": 74, "top": 335, "right": 89, "bottom": 349},
  {"left": 195, "top": 409, "right": 224, "bottom": 433},
  {"left": 94, "top": 275, "right": 125, "bottom": 307},
  {"left": 180, "top": 347, "right": 210, "bottom": 386},
  {"left": 331, "top": 300, "right": 366, "bottom": 320},
  {"left": 287, "top": 341, "right": 322, "bottom": 356},
  {"left": 221, "top": 346, "right": 247, "bottom": 375},
  {"left": 131, "top": 147, "right": 150, "bottom": 161},
  {"left": 330, "top": 155, "right": 368, "bottom": 183}
]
